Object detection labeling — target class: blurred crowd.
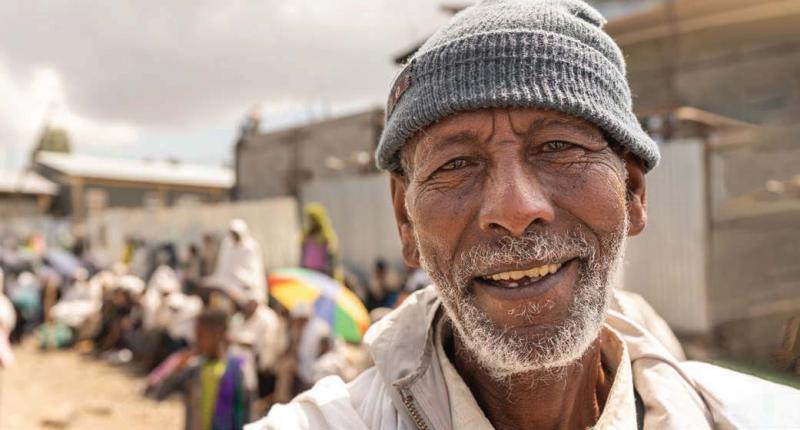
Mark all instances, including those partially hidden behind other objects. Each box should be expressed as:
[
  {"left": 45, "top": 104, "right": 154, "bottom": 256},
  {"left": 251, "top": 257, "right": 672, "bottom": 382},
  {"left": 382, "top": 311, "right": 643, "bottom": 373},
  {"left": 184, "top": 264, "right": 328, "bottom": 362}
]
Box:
[{"left": 0, "top": 203, "right": 429, "bottom": 428}]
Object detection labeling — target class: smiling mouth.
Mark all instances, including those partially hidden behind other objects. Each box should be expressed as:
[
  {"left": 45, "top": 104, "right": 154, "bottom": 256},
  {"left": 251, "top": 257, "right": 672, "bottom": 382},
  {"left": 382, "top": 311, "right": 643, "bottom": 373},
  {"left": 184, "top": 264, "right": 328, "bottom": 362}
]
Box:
[{"left": 478, "top": 261, "right": 569, "bottom": 288}]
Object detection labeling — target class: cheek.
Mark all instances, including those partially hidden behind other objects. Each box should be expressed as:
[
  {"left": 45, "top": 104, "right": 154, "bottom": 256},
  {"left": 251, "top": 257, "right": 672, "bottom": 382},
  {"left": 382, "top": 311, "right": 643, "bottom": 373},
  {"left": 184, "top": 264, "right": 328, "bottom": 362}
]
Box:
[
  {"left": 410, "top": 184, "right": 478, "bottom": 262},
  {"left": 542, "top": 163, "right": 628, "bottom": 233}
]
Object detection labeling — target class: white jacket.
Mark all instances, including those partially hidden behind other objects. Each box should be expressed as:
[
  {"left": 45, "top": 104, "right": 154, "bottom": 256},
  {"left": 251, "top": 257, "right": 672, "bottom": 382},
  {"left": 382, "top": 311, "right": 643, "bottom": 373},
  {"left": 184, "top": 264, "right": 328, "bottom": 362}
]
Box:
[{"left": 248, "top": 287, "right": 800, "bottom": 429}]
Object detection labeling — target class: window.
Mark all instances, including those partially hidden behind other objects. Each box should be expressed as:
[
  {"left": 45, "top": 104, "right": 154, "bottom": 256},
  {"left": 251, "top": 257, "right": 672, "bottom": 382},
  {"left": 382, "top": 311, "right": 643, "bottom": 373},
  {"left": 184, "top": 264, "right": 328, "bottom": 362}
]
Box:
[
  {"left": 175, "top": 194, "right": 204, "bottom": 207},
  {"left": 143, "top": 191, "right": 163, "bottom": 208},
  {"left": 85, "top": 189, "right": 109, "bottom": 212}
]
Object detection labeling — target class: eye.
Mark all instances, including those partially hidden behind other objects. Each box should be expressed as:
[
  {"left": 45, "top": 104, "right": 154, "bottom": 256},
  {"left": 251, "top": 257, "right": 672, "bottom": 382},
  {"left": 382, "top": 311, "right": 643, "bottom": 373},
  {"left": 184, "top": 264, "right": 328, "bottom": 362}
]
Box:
[
  {"left": 440, "top": 158, "right": 469, "bottom": 171},
  {"left": 542, "top": 141, "right": 574, "bottom": 152}
]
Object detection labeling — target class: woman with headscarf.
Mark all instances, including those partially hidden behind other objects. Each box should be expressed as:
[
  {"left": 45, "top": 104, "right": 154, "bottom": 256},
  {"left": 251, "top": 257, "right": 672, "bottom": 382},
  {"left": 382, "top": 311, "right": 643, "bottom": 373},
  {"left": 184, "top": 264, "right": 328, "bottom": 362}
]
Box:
[{"left": 300, "top": 203, "right": 342, "bottom": 282}]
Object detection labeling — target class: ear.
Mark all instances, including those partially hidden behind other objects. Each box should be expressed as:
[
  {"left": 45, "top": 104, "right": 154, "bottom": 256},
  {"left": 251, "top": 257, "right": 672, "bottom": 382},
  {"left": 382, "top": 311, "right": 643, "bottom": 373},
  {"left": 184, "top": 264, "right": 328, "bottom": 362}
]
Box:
[
  {"left": 624, "top": 153, "right": 647, "bottom": 237},
  {"left": 390, "top": 174, "right": 420, "bottom": 268}
]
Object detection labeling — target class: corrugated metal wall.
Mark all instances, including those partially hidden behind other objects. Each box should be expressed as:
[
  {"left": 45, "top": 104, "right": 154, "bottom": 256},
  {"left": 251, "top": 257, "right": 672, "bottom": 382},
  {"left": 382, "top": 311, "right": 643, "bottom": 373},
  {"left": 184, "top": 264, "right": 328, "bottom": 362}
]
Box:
[{"left": 623, "top": 140, "right": 710, "bottom": 334}]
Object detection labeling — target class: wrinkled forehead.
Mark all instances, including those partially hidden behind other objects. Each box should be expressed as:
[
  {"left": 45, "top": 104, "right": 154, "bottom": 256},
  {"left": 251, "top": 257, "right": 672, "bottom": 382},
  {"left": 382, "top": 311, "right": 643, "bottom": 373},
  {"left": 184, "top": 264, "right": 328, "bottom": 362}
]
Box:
[{"left": 406, "top": 108, "right": 608, "bottom": 161}]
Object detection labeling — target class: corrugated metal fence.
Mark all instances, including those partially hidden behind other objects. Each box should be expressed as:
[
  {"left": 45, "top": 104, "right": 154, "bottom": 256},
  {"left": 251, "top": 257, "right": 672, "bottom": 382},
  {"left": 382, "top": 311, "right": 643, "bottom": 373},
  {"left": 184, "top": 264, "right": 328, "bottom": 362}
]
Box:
[{"left": 623, "top": 140, "right": 710, "bottom": 334}]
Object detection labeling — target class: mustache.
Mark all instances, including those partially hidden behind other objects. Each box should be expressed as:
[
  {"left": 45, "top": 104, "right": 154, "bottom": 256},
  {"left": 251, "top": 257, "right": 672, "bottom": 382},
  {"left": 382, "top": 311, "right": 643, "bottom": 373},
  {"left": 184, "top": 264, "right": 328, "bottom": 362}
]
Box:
[{"left": 450, "top": 230, "right": 594, "bottom": 282}]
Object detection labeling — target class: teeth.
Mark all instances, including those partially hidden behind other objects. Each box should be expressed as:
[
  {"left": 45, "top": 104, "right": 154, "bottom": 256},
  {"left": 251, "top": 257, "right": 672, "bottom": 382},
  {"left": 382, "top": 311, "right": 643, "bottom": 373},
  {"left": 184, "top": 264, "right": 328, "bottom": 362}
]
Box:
[{"left": 485, "top": 263, "right": 562, "bottom": 282}]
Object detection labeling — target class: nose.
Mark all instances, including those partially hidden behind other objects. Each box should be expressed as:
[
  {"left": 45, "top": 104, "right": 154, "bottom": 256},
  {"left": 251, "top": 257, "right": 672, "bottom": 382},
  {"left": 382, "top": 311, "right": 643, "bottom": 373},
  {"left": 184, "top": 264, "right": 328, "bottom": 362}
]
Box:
[{"left": 478, "top": 161, "right": 555, "bottom": 237}]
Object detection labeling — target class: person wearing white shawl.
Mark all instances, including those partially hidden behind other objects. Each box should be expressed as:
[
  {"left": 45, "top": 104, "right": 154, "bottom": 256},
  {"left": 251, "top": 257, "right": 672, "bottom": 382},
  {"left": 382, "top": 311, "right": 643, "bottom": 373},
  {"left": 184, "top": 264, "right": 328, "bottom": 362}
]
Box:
[
  {"left": 50, "top": 268, "right": 104, "bottom": 336},
  {"left": 206, "top": 219, "right": 266, "bottom": 306},
  {"left": 0, "top": 268, "right": 16, "bottom": 367},
  {"left": 228, "top": 293, "right": 288, "bottom": 400}
]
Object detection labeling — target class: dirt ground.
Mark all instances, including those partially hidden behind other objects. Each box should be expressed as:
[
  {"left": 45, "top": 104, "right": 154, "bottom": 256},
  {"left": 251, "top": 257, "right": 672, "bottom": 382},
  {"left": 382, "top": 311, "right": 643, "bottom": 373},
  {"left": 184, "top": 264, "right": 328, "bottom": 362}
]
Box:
[{"left": 0, "top": 339, "right": 182, "bottom": 430}]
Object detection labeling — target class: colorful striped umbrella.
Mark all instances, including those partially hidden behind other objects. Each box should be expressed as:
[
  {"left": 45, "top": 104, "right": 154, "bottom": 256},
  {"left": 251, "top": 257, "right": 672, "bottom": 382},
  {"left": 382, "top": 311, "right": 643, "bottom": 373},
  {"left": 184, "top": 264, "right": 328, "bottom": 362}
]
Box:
[{"left": 268, "top": 267, "right": 370, "bottom": 343}]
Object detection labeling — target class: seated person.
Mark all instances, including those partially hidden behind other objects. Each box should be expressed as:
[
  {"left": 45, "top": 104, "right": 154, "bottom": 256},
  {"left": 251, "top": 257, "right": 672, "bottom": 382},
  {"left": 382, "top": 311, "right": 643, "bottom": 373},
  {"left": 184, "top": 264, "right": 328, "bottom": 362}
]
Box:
[{"left": 148, "top": 308, "right": 249, "bottom": 430}]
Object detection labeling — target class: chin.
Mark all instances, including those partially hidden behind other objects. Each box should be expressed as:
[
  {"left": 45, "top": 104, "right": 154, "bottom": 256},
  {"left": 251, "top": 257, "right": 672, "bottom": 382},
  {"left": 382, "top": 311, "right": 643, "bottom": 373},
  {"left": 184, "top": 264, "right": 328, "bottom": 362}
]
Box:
[{"left": 442, "top": 277, "right": 610, "bottom": 380}]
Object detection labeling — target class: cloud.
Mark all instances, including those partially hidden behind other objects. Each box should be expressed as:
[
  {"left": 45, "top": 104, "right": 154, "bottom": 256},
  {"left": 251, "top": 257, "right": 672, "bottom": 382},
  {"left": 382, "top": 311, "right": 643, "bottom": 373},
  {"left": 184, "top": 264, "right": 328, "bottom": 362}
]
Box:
[
  {"left": 0, "top": 0, "right": 647, "bottom": 166},
  {"left": 0, "top": 61, "right": 138, "bottom": 158},
  {"left": 0, "top": 0, "right": 447, "bottom": 136}
]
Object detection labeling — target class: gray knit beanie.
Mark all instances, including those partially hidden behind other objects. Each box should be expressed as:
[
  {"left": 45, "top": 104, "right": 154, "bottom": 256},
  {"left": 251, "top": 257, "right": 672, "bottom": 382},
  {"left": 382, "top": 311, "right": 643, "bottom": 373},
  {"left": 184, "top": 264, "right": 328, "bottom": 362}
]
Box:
[{"left": 376, "top": 0, "right": 659, "bottom": 172}]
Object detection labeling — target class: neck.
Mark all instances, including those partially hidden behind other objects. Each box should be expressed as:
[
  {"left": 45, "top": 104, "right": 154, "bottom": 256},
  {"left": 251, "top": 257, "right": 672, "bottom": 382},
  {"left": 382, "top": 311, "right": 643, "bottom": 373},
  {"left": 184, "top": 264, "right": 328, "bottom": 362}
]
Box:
[{"left": 452, "top": 334, "right": 610, "bottom": 430}]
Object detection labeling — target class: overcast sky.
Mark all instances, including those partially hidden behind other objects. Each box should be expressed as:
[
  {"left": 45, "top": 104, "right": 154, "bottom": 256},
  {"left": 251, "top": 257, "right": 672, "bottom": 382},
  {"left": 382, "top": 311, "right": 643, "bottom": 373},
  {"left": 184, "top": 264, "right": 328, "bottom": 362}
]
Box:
[{"left": 0, "top": 0, "right": 451, "bottom": 168}]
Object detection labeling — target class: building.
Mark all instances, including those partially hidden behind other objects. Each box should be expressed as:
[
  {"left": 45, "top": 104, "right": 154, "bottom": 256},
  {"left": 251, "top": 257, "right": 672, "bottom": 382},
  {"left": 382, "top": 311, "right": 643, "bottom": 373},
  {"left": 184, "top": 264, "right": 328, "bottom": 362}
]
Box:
[
  {"left": 0, "top": 169, "right": 58, "bottom": 218},
  {"left": 605, "top": 0, "right": 800, "bottom": 370},
  {"left": 236, "top": 0, "right": 800, "bottom": 370},
  {"left": 606, "top": 0, "right": 800, "bottom": 126},
  {"left": 34, "top": 151, "right": 234, "bottom": 220},
  {"left": 392, "top": 1, "right": 660, "bottom": 64},
  {"left": 386, "top": 0, "right": 800, "bottom": 369},
  {"left": 235, "top": 108, "right": 383, "bottom": 200}
]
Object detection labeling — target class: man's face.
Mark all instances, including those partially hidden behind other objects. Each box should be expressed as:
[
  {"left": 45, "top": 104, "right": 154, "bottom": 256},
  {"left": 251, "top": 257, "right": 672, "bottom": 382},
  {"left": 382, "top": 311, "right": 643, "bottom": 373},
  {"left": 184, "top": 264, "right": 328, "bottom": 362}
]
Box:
[
  {"left": 243, "top": 299, "right": 258, "bottom": 317},
  {"left": 391, "top": 108, "right": 646, "bottom": 379}
]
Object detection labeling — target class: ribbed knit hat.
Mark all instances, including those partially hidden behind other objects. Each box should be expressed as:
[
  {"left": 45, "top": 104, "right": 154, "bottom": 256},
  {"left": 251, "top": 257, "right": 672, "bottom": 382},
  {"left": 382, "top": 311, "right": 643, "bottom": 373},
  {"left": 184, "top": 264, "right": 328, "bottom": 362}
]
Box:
[{"left": 376, "top": 0, "right": 659, "bottom": 172}]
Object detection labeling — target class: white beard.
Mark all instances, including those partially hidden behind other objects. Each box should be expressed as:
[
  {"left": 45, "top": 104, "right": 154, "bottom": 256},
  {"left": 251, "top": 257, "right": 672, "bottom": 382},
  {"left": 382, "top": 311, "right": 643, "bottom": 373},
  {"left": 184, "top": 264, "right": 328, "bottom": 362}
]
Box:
[{"left": 418, "top": 220, "right": 628, "bottom": 381}]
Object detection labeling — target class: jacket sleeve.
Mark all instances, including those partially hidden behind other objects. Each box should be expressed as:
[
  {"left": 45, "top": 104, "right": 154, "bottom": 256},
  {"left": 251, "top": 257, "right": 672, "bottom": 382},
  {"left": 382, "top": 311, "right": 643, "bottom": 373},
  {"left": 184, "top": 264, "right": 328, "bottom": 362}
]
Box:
[
  {"left": 612, "top": 290, "right": 687, "bottom": 360},
  {"left": 246, "top": 376, "right": 374, "bottom": 430},
  {"left": 149, "top": 365, "right": 195, "bottom": 401},
  {"left": 682, "top": 361, "right": 800, "bottom": 429}
]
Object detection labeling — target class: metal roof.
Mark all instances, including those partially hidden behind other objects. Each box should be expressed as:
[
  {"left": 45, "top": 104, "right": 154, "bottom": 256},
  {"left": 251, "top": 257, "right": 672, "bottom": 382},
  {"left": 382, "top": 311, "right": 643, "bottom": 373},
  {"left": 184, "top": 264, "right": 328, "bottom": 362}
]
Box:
[
  {"left": 0, "top": 169, "right": 58, "bottom": 196},
  {"left": 35, "top": 151, "right": 234, "bottom": 189}
]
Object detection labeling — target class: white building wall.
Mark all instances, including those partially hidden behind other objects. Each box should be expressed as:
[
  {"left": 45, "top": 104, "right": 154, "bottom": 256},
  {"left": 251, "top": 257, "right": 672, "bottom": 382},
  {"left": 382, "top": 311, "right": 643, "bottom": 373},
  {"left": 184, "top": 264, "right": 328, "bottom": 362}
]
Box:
[{"left": 87, "top": 197, "right": 300, "bottom": 271}]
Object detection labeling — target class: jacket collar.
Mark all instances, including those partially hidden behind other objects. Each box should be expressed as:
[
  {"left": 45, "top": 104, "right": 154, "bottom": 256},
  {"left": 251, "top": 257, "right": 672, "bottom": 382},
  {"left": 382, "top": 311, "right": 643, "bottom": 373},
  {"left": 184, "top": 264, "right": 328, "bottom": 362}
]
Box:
[
  {"left": 363, "top": 286, "right": 713, "bottom": 430},
  {"left": 363, "top": 286, "right": 448, "bottom": 429}
]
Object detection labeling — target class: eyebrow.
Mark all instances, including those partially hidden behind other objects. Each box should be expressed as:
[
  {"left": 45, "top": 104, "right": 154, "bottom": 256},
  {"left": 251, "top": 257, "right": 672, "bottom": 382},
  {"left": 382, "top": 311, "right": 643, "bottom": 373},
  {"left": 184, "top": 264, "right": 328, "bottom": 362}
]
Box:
[
  {"left": 525, "top": 117, "right": 603, "bottom": 143},
  {"left": 413, "top": 116, "right": 603, "bottom": 169},
  {"left": 436, "top": 130, "right": 480, "bottom": 147},
  {"left": 416, "top": 130, "right": 480, "bottom": 161}
]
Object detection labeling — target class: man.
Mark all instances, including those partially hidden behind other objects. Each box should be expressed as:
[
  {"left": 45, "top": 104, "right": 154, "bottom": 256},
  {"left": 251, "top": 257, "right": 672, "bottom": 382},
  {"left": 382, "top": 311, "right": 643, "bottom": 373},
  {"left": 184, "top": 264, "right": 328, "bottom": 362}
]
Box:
[
  {"left": 367, "top": 259, "right": 402, "bottom": 309},
  {"left": 140, "top": 260, "right": 186, "bottom": 370},
  {"left": 270, "top": 303, "right": 330, "bottom": 404},
  {"left": 249, "top": 1, "right": 800, "bottom": 429},
  {"left": 228, "top": 295, "right": 288, "bottom": 401},
  {"left": 293, "top": 303, "right": 335, "bottom": 390},
  {"left": 148, "top": 308, "right": 250, "bottom": 430}
]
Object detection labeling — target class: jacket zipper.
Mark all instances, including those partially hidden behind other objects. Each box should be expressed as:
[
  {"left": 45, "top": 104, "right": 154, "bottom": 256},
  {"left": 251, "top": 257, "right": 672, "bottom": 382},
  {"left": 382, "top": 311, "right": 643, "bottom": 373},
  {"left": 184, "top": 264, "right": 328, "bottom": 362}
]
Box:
[{"left": 401, "top": 391, "right": 431, "bottom": 430}]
